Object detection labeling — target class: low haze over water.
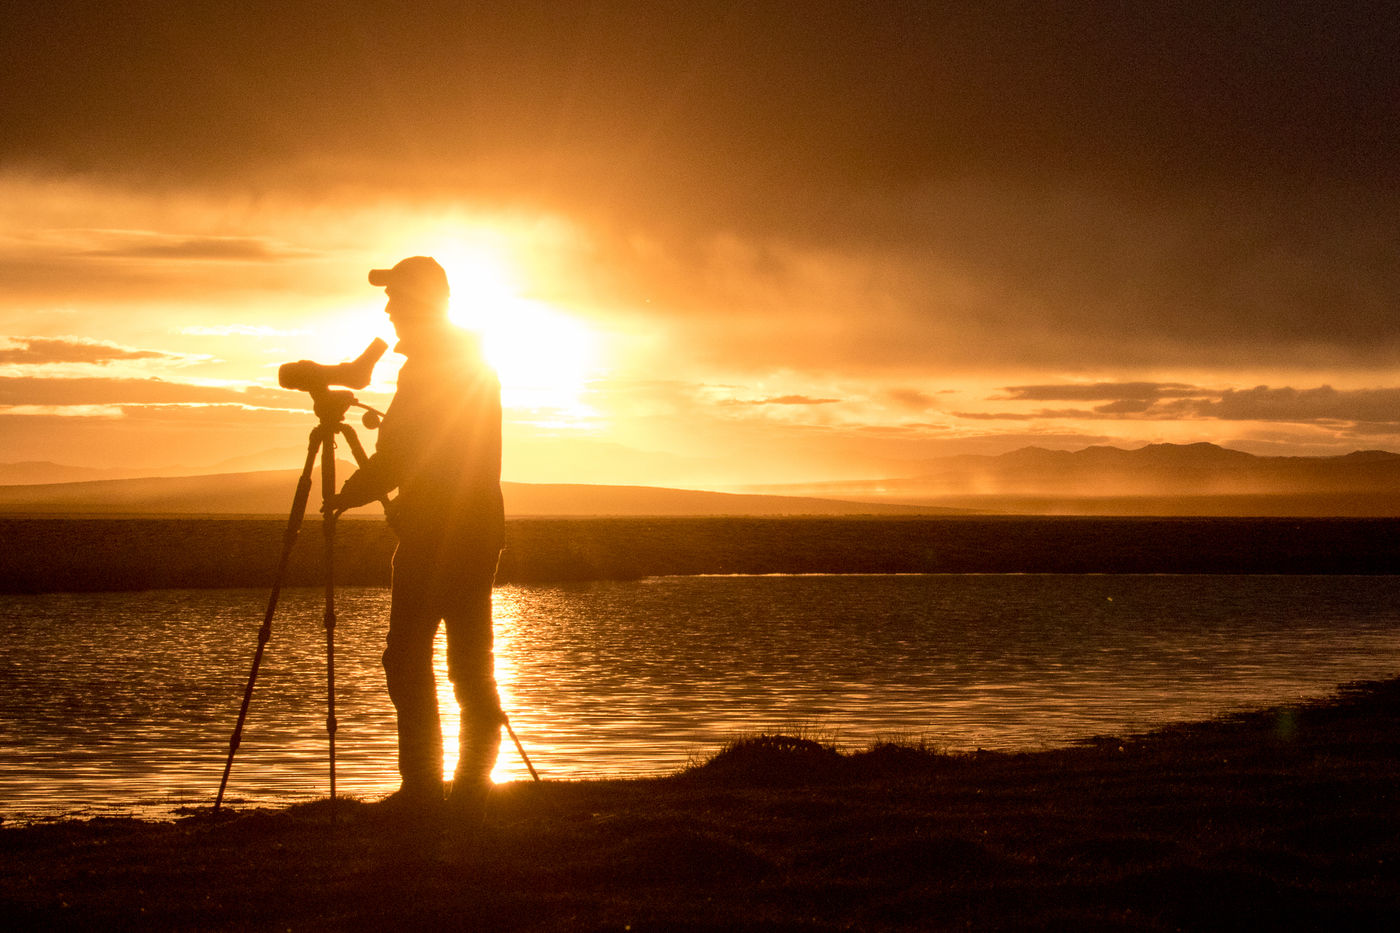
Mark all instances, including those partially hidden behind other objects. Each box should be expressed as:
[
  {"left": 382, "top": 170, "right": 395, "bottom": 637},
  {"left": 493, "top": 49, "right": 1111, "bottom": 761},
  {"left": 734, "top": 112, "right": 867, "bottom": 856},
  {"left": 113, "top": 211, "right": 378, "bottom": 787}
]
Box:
[{"left": 4, "top": 575, "right": 1399, "bottom": 822}]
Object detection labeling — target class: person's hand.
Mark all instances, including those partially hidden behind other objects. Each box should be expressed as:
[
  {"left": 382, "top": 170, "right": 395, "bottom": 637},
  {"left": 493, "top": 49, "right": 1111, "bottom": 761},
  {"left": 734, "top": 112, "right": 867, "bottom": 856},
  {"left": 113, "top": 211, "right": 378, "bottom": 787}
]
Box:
[
  {"left": 326, "top": 472, "right": 380, "bottom": 516},
  {"left": 322, "top": 489, "right": 358, "bottom": 516}
]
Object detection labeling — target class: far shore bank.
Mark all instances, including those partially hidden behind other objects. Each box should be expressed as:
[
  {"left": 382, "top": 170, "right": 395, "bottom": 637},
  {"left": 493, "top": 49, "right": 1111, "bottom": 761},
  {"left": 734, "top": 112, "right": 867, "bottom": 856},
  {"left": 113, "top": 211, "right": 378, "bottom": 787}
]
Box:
[
  {"left": 2, "top": 515, "right": 1398, "bottom": 593},
  {"left": 4, "top": 678, "right": 1399, "bottom": 930}
]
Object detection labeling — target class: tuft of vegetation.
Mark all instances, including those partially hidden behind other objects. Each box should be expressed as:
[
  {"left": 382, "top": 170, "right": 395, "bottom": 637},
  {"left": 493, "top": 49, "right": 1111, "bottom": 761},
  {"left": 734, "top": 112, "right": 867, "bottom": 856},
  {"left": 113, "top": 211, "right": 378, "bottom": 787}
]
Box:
[
  {"left": 685, "top": 733, "right": 845, "bottom": 782},
  {"left": 681, "top": 731, "right": 957, "bottom": 785}
]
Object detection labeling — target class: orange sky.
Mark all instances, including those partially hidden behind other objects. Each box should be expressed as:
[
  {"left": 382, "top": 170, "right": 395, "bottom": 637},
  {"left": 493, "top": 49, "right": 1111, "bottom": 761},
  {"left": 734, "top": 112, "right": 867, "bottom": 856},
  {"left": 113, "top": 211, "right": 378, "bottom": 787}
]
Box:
[{"left": 3, "top": 3, "right": 1399, "bottom": 489}]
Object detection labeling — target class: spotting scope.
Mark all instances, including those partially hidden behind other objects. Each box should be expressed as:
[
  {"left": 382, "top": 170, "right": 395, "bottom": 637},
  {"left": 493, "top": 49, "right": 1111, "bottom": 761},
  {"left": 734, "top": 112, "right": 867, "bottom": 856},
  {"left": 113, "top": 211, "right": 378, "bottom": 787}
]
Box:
[{"left": 278, "top": 338, "right": 388, "bottom": 393}]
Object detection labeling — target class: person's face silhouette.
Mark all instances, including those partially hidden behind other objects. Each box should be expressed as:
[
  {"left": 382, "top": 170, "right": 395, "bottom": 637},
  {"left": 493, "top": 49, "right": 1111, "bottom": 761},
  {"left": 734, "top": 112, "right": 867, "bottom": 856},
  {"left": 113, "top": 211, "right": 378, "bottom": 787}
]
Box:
[{"left": 385, "top": 295, "right": 445, "bottom": 343}]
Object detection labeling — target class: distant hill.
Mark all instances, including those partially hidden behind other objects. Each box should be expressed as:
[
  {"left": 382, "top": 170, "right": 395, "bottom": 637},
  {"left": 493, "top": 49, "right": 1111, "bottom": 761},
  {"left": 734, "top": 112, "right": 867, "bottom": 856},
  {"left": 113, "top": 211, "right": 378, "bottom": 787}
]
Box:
[
  {"left": 0, "top": 450, "right": 315, "bottom": 485},
  {"left": 0, "top": 461, "right": 137, "bottom": 485},
  {"left": 0, "top": 467, "right": 959, "bottom": 518}
]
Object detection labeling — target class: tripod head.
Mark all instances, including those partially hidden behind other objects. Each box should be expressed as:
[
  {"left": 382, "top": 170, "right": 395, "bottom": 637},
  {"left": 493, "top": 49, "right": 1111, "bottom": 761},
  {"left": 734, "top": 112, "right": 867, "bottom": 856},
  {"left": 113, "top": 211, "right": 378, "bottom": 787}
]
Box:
[
  {"left": 279, "top": 338, "right": 389, "bottom": 426},
  {"left": 306, "top": 388, "right": 385, "bottom": 429}
]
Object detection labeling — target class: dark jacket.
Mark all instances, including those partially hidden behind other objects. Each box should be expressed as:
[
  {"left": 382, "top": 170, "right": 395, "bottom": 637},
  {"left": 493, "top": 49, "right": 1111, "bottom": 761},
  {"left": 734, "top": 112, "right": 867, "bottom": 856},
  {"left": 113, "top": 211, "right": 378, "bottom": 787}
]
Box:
[{"left": 339, "top": 325, "right": 505, "bottom": 556}]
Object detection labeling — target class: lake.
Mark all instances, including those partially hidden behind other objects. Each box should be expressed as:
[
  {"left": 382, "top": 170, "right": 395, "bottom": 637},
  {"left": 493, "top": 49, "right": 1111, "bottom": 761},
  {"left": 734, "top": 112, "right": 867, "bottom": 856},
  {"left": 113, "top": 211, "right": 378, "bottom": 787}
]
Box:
[{"left": 3, "top": 574, "right": 1399, "bottom": 822}]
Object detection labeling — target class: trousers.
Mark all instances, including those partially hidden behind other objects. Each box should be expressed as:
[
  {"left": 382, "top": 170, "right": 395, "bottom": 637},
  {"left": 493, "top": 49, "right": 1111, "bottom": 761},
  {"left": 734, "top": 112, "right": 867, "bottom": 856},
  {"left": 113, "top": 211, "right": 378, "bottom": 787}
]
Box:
[{"left": 382, "top": 540, "right": 503, "bottom": 790}]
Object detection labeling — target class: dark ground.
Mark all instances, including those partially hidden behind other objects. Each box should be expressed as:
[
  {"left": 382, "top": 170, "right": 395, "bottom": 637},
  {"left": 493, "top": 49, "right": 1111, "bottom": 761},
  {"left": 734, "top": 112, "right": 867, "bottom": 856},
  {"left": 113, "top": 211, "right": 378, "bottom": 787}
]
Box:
[
  {"left": 4, "top": 679, "right": 1399, "bottom": 931},
  {"left": 3, "top": 516, "right": 1399, "bottom": 592}
]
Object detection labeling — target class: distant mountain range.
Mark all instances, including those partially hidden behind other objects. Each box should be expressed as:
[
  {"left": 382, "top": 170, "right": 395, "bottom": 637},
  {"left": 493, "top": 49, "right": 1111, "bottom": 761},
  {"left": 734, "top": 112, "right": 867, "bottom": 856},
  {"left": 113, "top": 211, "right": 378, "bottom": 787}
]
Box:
[
  {"left": 922, "top": 442, "right": 1400, "bottom": 496},
  {"left": 5, "top": 443, "right": 1400, "bottom": 517},
  {"left": 739, "top": 443, "right": 1400, "bottom": 516}
]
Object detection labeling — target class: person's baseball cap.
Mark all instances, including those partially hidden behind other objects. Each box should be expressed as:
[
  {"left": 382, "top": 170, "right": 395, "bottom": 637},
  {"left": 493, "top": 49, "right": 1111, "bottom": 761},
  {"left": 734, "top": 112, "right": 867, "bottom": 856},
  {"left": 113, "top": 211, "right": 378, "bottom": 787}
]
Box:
[{"left": 368, "top": 256, "right": 450, "bottom": 305}]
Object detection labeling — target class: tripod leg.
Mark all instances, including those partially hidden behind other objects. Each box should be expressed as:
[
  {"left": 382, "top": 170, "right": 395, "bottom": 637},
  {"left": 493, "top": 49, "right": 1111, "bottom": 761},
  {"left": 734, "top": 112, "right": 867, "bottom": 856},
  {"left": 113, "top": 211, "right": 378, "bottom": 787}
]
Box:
[
  {"left": 338, "top": 423, "right": 373, "bottom": 469},
  {"left": 320, "top": 430, "right": 339, "bottom": 823},
  {"left": 337, "top": 424, "right": 394, "bottom": 517},
  {"left": 503, "top": 715, "right": 541, "bottom": 782},
  {"left": 216, "top": 433, "right": 320, "bottom": 812}
]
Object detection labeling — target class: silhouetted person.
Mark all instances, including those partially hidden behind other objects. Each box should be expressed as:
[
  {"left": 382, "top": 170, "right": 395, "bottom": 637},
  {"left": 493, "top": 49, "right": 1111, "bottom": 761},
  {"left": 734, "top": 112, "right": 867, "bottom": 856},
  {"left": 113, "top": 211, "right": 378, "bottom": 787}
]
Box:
[{"left": 330, "top": 256, "right": 505, "bottom": 819}]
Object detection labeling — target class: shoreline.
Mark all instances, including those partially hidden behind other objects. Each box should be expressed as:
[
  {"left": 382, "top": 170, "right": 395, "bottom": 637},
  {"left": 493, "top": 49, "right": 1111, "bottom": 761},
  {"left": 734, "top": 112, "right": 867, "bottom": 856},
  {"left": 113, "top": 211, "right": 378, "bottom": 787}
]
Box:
[
  {"left": 5, "top": 679, "right": 1399, "bottom": 930},
  {"left": 4, "top": 515, "right": 1399, "bottom": 592},
  {"left": 0, "top": 679, "right": 1353, "bottom": 829}
]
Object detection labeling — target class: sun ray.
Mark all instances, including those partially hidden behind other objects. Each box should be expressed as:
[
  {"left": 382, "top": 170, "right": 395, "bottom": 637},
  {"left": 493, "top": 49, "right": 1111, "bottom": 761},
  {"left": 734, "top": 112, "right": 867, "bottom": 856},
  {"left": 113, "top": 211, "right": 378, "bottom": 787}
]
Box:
[{"left": 425, "top": 241, "right": 601, "bottom": 418}]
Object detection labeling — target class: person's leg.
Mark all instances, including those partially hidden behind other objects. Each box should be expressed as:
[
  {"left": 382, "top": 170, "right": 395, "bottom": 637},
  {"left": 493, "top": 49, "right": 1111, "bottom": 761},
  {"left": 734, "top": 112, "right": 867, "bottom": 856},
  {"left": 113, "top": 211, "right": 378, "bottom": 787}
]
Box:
[
  {"left": 444, "top": 551, "right": 503, "bottom": 788},
  {"left": 383, "top": 547, "right": 444, "bottom": 798}
]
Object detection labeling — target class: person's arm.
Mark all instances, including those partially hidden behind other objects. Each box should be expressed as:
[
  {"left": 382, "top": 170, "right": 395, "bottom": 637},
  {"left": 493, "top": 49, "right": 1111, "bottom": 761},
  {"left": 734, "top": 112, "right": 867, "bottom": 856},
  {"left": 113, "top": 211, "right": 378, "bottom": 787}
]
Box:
[
  {"left": 332, "top": 452, "right": 395, "bottom": 512},
  {"left": 329, "top": 383, "right": 409, "bottom": 513}
]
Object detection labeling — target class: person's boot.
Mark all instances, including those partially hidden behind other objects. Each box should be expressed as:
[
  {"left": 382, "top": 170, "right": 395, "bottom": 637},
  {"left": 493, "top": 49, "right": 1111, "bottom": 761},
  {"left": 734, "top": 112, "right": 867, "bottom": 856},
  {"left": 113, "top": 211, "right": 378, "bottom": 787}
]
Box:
[
  {"left": 367, "top": 776, "right": 444, "bottom": 822},
  {"left": 446, "top": 724, "right": 500, "bottom": 830},
  {"left": 444, "top": 774, "right": 490, "bottom": 832}
]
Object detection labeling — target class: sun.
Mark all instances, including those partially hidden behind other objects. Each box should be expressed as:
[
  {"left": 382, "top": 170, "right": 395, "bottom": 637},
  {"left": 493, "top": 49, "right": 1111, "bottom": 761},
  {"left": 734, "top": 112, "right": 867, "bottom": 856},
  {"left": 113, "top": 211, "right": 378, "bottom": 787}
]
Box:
[{"left": 432, "top": 243, "right": 600, "bottom": 416}]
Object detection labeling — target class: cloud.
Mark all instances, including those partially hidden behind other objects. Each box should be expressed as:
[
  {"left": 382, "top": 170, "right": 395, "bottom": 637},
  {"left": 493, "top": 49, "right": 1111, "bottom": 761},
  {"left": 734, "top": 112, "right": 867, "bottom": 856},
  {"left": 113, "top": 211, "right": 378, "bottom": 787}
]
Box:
[
  {"left": 1001, "top": 383, "right": 1203, "bottom": 402},
  {"left": 1195, "top": 386, "right": 1400, "bottom": 425},
  {"left": 0, "top": 237, "right": 332, "bottom": 308},
  {"left": 585, "top": 171, "right": 1400, "bottom": 376},
  {"left": 971, "top": 382, "right": 1400, "bottom": 429},
  {"left": 0, "top": 375, "right": 291, "bottom": 407},
  {"left": 954, "top": 411, "right": 1041, "bottom": 422},
  {"left": 1092, "top": 399, "right": 1158, "bottom": 415},
  {"left": 7, "top": 5, "right": 1394, "bottom": 196},
  {"left": 721, "top": 395, "right": 841, "bottom": 407},
  {"left": 76, "top": 232, "right": 313, "bottom": 262},
  {"left": 179, "top": 325, "right": 307, "bottom": 337},
  {"left": 111, "top": 403, "right": 309, "bottom": 425},
  {"left": 956, "top": 409, "right": 1096, "bottom": 422},
  {"left": 0, "top": 337, "right": 177, "bottom": 365},
  {"left": 883, "top": 388, "right": 939, "bottom": 411}
]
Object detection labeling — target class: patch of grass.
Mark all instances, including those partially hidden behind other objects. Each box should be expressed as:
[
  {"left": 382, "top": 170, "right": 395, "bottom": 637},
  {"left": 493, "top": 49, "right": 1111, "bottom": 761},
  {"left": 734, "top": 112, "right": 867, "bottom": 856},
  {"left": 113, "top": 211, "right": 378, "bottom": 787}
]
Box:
[
  {"left": 684, "top": 732, "right": 847, "bottom": 784},
  {"left": 682, "top": 731, "right": 958, "bottom": 786}
]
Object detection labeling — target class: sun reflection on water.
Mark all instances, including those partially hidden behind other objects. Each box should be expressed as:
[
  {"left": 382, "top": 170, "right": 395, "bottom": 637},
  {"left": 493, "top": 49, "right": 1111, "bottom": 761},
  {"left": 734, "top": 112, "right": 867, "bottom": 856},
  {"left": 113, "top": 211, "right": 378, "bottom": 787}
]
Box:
[{"left": 430, "top": 590, "right": 528, "bottom": 785}]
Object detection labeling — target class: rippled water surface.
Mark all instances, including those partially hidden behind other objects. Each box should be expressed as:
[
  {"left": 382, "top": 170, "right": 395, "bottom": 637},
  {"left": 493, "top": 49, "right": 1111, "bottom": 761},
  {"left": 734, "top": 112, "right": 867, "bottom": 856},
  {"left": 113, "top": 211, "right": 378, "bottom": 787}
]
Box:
[{"left": 3, "top": 574, "right": 1399, "bottom": 821}]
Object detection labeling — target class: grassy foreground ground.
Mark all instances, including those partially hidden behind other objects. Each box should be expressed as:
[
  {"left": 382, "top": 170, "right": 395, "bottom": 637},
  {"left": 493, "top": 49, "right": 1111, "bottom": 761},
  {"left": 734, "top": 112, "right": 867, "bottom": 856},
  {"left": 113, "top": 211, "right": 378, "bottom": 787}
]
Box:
[{"left": 4, "top": 680, "right": 1399, "bottom": 931}]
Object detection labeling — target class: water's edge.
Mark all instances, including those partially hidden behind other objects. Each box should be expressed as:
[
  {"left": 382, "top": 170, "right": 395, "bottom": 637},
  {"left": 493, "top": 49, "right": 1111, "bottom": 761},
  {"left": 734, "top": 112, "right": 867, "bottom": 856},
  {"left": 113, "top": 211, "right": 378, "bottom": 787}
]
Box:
[{"left": 3, "top": 516, "right": 1398, "bottom": 592}]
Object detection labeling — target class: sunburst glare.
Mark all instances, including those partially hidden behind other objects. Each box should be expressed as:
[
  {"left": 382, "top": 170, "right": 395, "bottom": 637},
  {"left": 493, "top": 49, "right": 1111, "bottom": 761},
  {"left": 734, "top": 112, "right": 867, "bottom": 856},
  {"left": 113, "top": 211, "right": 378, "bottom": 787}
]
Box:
[{"left": 429, "top": 241, "right": 601, "bottom": 419}]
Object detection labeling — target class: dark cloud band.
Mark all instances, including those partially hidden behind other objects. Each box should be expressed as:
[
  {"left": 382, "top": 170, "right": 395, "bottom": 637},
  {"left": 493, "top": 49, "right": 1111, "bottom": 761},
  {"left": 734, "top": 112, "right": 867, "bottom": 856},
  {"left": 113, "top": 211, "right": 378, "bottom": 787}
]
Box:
[{"left": 0, "top": 337, "right": 175, "bottom": 366}]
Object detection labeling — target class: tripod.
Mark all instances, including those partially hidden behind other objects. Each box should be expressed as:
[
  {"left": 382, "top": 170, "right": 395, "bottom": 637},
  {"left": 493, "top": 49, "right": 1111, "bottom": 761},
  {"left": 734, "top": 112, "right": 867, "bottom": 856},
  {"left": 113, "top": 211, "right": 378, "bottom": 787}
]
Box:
[
  {"left": 215, "top": 387, "right": 381, "bottom": 822},
  {"left": 215, "top": 386, "right": 541, "bottom": 819}
]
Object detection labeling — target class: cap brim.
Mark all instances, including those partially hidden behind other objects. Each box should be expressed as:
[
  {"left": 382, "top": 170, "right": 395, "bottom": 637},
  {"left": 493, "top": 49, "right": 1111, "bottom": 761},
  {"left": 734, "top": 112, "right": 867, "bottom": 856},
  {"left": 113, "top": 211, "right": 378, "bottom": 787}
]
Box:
[{"left": 368, "top": 268, "right": 392, "bottom": 287}]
